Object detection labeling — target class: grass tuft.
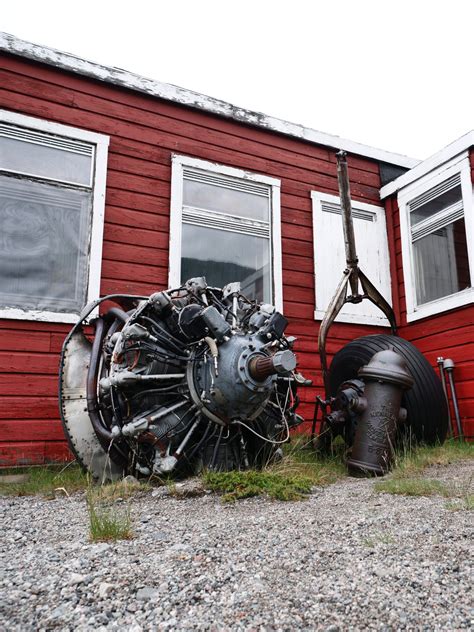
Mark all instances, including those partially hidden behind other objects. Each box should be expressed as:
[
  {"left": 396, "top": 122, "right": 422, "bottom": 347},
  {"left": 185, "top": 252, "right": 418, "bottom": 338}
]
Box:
[
  {"left": 375, "top": 477, "right": 451, "bottom": 497},
  {"left": 363, "top": 533, "right": 396, "bottom": 548},
  {"left": 93, "top": 477, "right": 150, "bottom": 502},
  {"left": 392, "top": 439, "right": 473, "bottom": 478},
  {"left": 376, "top": 440, "right": 473, "bottom": 505},
  {"left": 86, "top": 489, "right": 134, "bottom": 542},
  {"left": 445, "top": 494, "right": 474, "bottom": 512},
  {"left": 0, "top": 463, "right": 88, "bottom": 497}
]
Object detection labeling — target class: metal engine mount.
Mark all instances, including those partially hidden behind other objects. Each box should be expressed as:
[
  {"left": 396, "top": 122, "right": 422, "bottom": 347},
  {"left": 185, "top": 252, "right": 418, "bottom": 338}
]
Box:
[{"left": 59, "top": 278, "right": 307, "bottom": 480}]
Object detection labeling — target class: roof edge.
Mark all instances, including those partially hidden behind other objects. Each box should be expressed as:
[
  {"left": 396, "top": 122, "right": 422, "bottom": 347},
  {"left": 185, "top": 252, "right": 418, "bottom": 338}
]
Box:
[
  {"left": 0, "top": 32, "right": 419, "bottom": 169},
  {"left": 380, "top": 130, "right": 474, "bottom": 199}
]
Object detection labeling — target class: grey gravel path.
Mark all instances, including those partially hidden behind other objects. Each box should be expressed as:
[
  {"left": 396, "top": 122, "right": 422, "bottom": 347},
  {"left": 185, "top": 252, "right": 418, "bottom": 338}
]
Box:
[{"left": 1, "top": 461, "right": 473, "bottom": 631}]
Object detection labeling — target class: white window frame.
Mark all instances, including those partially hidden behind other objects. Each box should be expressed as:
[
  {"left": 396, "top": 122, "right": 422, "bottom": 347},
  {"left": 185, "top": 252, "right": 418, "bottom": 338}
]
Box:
[
  {"left": 398, "top": 153, "right": 474, "bottom": 322},
  {"left": 0, "top": 109, "right": 109, "bottom": 324},
  {"left": 312, "top": 191, "right": 392, "bottom": 326},
  {"left": 169, "top": 154, "right": 283, "bottom": 311}
]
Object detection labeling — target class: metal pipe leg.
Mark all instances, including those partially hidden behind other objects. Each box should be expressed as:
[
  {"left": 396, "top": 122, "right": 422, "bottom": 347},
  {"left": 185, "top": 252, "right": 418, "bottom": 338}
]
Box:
[
  {"left": 444, "top": 359, "right": 463, "bottom": 441},
  {"left": 437, "top": 357, "right": 452, "bottom": 438}
]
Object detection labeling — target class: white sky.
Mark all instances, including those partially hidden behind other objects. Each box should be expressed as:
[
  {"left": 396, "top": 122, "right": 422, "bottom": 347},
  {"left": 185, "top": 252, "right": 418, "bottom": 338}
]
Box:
[{"left": 2, "top": 0, "right": 473, "bottom": 160}]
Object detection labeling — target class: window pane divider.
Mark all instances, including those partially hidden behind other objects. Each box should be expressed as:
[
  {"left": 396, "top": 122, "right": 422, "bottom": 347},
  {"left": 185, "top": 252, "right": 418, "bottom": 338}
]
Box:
[
  {"left": 182, "top": 205, "right": 270, "bottom": 238},
  {"left": 0, "top": 169, "right": 93, "bottom": 191},
  {"left": 411, "top": 200, "right": 464, "bottom": 242}
]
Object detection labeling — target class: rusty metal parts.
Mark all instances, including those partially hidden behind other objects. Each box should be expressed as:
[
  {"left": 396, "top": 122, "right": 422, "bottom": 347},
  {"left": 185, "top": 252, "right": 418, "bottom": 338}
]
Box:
[{"left": 59, "top": 278, "right": 305, "bottom": 480}]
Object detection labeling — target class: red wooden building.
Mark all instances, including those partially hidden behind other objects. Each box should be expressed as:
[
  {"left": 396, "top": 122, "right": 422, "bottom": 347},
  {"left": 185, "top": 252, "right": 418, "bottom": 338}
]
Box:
[{"left": 0, "top": 33, "right": 472, "bottom": 465}]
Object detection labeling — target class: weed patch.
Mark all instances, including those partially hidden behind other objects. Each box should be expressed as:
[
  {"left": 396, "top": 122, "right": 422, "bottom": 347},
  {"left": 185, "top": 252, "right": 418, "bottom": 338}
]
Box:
[
  {"left": 279, "top": 435, "right": 346, "bottom": 485},
  {"left": 376, "top": 440, "right": 473, "bottom": 501},
  {"left": 375, "top": 477, "right": 451, "bottom": 497},
  {"left": 445, "top": 495, "right": 474, "bottom": 511},
  {"left": 202, "top": 435, "right": 346, "bottom": 502},
  {"left": 93, "top": 477, "right": 150, "bottom": 502},
  {"left": 363, "top": 533, "right": 396, "bottom": 547},
  {"left": 203, "top": 469, "right": 313, "bottom": 502},
  {"left": 392, "top": 440, "right": 473, "bottom": 478},
  {"left": 0, "top": 463, "right": 87, "bottom": 497},
  {"left": 86, "top": 489, "right": 133, "bottom": 542}
]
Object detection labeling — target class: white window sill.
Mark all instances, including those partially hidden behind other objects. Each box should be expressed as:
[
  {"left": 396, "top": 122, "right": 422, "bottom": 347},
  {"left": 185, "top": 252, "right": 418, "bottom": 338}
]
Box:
[
  {"left": 407, "top": 287, "right": 474, "bottom": 322},
  {"left": 314, "top": 309, "right": 391, "bottom": 327},
  {"left": 0, "top": 307, "right": 83, "bottom": 324}
]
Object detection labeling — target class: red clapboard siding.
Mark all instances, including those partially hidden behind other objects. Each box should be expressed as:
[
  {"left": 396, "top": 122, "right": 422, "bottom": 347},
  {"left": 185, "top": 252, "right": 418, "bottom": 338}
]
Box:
[
  {"left": 0, "top": 441, "right": 72, "bottom": 466},
  {"left": 0, "top": 52, "right": 390, "bottom": 465},
  {"left": 0, "top": 352, "right": 59, "bottom": 374},
  {"left": 0, "top": 420, "right": 64, "bottom": 442},
  {"left": 385, "top": 192, "right": 474, "bottom": 438}
]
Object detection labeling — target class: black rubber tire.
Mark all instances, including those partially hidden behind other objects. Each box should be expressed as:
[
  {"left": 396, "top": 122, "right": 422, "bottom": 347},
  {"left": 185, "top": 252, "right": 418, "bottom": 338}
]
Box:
[{"left": 329, "top": 334, "right": 448, "bottom": 445}]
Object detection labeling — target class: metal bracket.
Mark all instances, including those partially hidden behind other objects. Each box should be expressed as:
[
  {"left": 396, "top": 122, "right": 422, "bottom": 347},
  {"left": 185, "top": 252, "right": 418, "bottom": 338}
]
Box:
[{"left": 318, "top": 151, "right": 397, "bottom": 397}]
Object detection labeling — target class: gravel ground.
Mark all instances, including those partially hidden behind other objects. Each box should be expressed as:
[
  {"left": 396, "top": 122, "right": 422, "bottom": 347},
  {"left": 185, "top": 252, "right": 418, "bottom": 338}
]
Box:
[{"left": 1, "top": 461, "right": 473, "bottom": 631}]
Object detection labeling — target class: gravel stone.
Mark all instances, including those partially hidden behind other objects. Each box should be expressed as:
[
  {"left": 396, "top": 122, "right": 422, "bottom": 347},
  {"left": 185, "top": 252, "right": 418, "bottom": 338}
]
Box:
[
  {"left": 99, "top": 582, "right": 114, "bottom": 598},
  {"left": 0, "top": 460, "right": 472, "bottom": 630},
  {"left": 136, "top": 586, "right": 160, "bottom": 601}
]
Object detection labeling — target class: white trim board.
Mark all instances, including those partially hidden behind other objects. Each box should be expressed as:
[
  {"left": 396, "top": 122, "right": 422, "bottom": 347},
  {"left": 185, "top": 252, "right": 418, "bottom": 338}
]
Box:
[
  {"left": 0, "top": 31, "right": 418, "bottom": 169},
  {"left": 380, "top": 131, "right": 474, "bottom": 199}
]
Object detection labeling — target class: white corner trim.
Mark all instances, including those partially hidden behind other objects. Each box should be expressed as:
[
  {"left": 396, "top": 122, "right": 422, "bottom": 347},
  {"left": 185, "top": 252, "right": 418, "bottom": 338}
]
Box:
[
  {"left": 0, "top": 32, "right": 418, "bottom": 169},
  {"left": 168, "top": 156, "right": 185, "bottom": 289},
  {"left": 398, "top": 157, "right": 474, "bottom": 322},
  {"left": 86, "top": 130, "right": 109, "bottom": 307},
  {"left": 380, "top": 131, "right": 474, "bottom": 199},
  {"left": 168, "top": 154, "right": 283, "bottom": 311},
  {"left": 270, "top": 183, "right": 283, "bottom": 313}
]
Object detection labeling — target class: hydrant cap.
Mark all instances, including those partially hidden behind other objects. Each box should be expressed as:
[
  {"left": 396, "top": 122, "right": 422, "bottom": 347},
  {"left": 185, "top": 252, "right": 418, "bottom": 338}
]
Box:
[{"left": 358, "top": 349, "right": 414, "bottom": 389}]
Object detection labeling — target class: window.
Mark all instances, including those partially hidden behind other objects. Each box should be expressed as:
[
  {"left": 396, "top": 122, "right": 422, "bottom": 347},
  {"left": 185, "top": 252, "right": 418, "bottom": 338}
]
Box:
[
  {"left": 398, "top": 154, "right": 474, "bottom": 322},
  {"left": 169, "top": 155, "right": 282, "bottom": 310},
  {"left": 0, "top": 110, "right": 109, "bottom": 323},
  {"left": 312, "top": 192, "right": 392, "bottom": 326}
]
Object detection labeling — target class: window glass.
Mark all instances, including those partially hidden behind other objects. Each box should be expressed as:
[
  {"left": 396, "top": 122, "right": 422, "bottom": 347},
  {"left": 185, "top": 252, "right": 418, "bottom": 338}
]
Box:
[
  {"left": 183, "top": 179, "right": 269, "bottom": 221},
  {"left": 181, "top": 223, "right": 271, "bottom": 303},
  {"left": 0, "top": 136, "right": 92, "bottom": 186},
  {"left": 0, "top": 175, "right": 91, "bottom": 312},
  {"left": 413, "top": 217, "right": 471, "bottom": 304},
  {"left": 410, "top": 184, "right": 462, "bottom": 225}
]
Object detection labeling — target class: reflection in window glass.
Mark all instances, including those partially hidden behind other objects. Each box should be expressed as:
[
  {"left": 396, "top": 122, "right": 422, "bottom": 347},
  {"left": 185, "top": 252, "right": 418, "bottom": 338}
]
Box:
[
  {"left": 181, "top": 224, "right": 271, "bottom": 302},
  {"left": 410, "top": 185, "right": 462, "bottom": 225},
  {"left": 0, "top": 175, "right": 91, "bottom": 312},
  {"left": 183, "top": 179, "right": 269, "bottom": 221},
  {"left": 413, "top": 218, "right": 471, "bottom": 305},
  {"left": 0, "top": 137, "right": 92, "bottom": 186}
]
